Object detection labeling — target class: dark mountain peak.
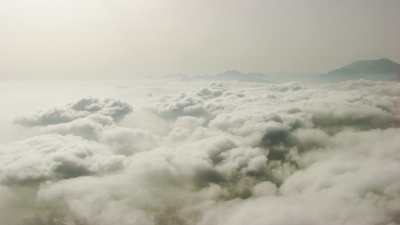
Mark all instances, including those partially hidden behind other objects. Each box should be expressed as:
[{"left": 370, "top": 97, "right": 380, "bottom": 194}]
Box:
[
  {"left": 323, "top": 58, "right": 400, "bottom": 81},
  {"left": 331, "top": 58, "right": 400, "bottom": 74}
]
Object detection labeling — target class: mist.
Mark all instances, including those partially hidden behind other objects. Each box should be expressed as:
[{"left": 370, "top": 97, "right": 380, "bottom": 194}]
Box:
[
  {"left": 1, "top": 1, "right": 400, "bottom": 225},
  {"left": 1, "top": 0, "right": 400, "bottom": 79}
]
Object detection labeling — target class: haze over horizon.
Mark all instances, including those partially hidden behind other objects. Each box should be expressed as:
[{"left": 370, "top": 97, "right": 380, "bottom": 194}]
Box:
[{"left": 1, "top": 0, "right": 400, "bottom": 79}]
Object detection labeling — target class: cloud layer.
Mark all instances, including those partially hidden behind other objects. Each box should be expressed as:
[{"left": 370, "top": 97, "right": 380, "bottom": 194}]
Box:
[{"left": 1, "top": 80, "right": 400, "bottom": 225}]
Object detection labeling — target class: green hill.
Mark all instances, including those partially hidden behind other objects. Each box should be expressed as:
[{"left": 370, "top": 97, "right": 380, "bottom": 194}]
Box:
[{"left": 323, "top": 58, "right": 400, "bottom": 81}]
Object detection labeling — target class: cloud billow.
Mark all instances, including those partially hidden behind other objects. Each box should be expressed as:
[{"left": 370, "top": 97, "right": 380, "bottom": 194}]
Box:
[{"left": 14, "top": 97, "right": 132, "bottom": 127}]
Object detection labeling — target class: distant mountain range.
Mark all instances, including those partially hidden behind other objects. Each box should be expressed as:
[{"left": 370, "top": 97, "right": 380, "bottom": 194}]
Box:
[
  {"left": 180, "top": 58, "right": 400, "bottom": 82},
  {"left": 183, "top": 70, "right": 318, "bottom": 82},
  {"left": 322, "top": 58, "right": 400, "bottom": 81},
  {"left": 193, "top": 70, "right": 270, "bottom": 82}
]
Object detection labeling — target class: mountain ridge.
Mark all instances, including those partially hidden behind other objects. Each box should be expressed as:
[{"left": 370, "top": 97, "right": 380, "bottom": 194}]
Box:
[{"left": 323, "top": 58, "right": 400, "bottom": 81}]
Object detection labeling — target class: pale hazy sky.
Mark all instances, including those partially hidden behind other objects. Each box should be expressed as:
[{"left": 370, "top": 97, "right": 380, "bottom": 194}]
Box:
[{"left": 1, "top": 0, "right": 399, "bottom": 79}]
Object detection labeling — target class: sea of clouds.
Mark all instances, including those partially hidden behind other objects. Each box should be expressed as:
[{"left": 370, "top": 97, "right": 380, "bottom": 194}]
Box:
[{"left": 0, "top": 79, "right": 400, "bottom": 225}]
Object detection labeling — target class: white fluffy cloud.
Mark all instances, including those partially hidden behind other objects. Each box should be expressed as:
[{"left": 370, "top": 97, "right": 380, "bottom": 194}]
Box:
[
  {"left": 0, "top": 134, "right": 125, "bottom": 185},
  {"left": 14, "top": 97, "right": 132, "bottom": 127},
  {"left": 1, "top": 79, "right": 400, "bottom": 225}
]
